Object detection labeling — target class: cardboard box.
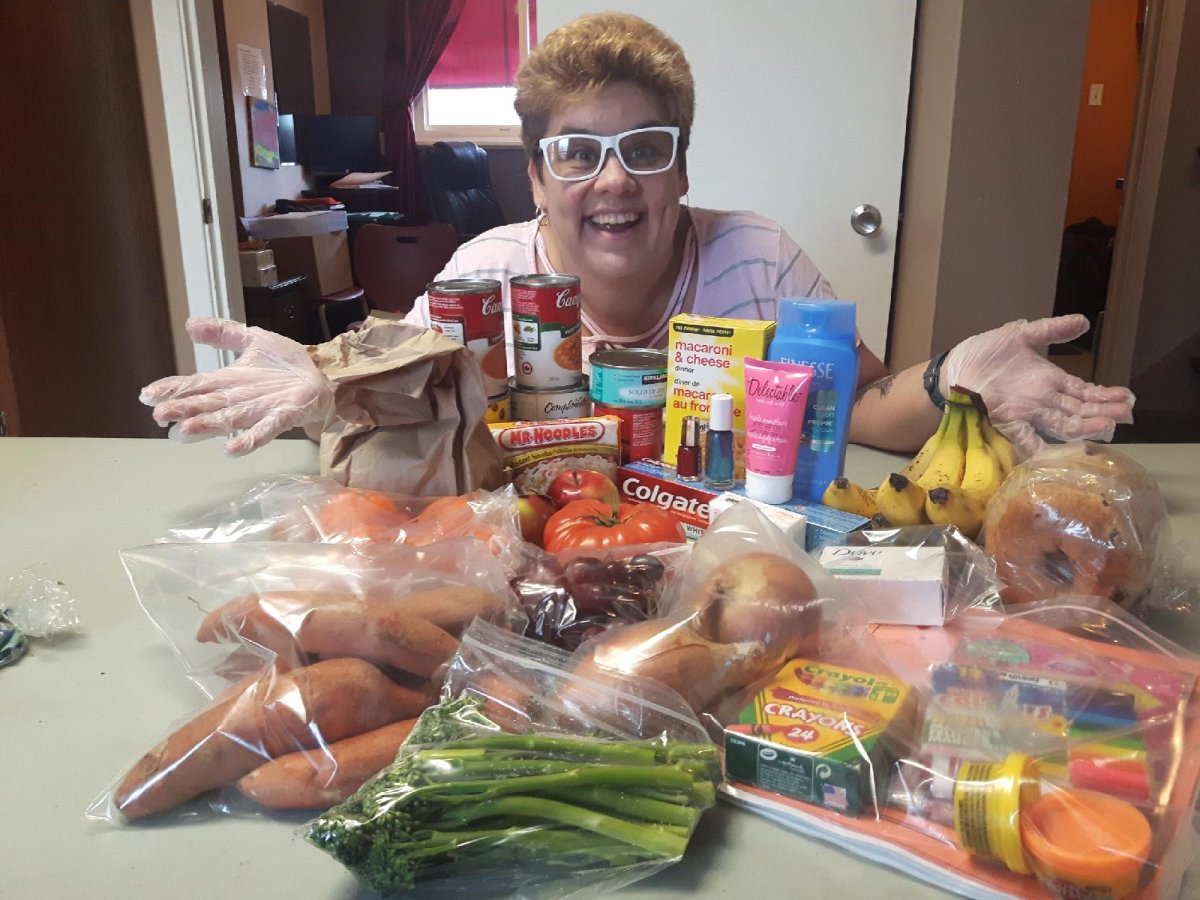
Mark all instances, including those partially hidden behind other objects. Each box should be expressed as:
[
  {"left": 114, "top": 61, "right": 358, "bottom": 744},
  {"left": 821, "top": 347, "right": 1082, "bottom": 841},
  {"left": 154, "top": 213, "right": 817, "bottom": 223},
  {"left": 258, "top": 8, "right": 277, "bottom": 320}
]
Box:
[
  {"left": 818, "top": 545, "right": 948, "bottom": 626},
  {"left": 663, "top": 314, "right": 775, "bottom": 477},
  {"left": 268, "top": 230, "right": 353, "bottom": 296},
  {"left": 724, "top": 658, "right": 914, "bottom": 817},
  {"left": 616, "top": 458, "right": 869, "bottom": 553}
]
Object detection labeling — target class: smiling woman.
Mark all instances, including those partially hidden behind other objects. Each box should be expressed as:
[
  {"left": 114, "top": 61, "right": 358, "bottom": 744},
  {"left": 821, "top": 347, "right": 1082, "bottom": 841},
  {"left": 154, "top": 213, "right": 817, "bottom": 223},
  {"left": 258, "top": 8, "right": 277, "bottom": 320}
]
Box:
[{"left": 142, "top": 11, "right": 1137, "bottom": 463}]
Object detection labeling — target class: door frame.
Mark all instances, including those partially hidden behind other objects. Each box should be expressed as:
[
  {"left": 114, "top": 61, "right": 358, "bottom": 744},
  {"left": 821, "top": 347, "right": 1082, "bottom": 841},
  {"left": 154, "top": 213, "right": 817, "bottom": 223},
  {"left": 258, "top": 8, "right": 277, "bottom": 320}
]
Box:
[
  {"left": 1094, "top": 0, "right": 1183, "bottom": 388},
  {"left": 131, "top": 0, "right": 240, "bottom": 375}
]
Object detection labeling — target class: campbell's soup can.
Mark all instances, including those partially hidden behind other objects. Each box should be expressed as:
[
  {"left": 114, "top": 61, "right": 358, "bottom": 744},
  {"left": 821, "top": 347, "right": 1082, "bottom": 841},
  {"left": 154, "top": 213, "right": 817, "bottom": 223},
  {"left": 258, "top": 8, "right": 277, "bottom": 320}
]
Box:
[
  {"left": 427, "top": 279, "right": 508, "bottom": 396},
  {"left": 510, "top": 273, "right": 582, "bottom": 389},
  {"left": 592, "top": 401, "right": 664, "bottom": 464},
  {"left": 483, "top": 389, "right": 511, "bottom": 425},
  {"left": 590, "top": 348, "right": 668, "bottom": 408},
  {"left": 509, "top": 377, "right": 591, "bottom": 422}
]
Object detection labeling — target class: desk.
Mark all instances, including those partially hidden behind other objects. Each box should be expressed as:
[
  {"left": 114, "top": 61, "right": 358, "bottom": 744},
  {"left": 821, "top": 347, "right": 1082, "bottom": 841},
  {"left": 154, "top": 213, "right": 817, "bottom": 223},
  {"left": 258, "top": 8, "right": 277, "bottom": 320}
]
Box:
[{"left": 5, "top": 438, "right": 1199, "bottom": 899}]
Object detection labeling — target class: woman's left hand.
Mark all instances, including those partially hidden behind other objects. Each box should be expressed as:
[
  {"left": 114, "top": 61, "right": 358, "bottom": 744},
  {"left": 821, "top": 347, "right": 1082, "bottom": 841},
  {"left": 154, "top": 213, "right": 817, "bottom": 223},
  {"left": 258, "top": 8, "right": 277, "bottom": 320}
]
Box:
[{"left": 943, "top": 314, "right": 1135, "bottom": 457}]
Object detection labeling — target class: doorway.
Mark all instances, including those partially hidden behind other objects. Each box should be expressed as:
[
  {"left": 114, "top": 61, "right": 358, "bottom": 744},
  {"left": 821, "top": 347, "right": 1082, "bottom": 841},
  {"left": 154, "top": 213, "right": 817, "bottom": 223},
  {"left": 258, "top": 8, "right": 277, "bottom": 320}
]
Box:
[{"left": 1049, "top": 0, "right": 1145, "bottom": 383}]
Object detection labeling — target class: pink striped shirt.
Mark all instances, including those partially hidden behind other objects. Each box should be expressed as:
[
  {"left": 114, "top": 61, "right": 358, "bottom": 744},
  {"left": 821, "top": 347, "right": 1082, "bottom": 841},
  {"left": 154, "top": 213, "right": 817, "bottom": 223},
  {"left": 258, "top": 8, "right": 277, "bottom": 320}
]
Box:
[{"left": 402, "top": 208, "right": 836, "bottom": 372}]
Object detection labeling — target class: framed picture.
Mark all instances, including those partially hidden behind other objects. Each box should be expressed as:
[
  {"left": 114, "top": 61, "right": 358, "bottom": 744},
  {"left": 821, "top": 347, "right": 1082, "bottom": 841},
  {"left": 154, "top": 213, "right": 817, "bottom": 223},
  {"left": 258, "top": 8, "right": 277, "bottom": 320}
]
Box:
[{"left": 248, "top": 97, "right": 280, "bottom": 169}]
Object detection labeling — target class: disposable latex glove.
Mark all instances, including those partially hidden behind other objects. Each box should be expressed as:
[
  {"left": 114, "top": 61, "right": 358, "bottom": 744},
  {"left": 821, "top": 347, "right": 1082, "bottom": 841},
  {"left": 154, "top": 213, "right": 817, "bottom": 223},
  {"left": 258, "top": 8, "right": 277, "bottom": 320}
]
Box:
[
  {"left": 139, "top": 317, "right": 334, "bottom": 457},
  {"left": 944, "top": 314, "right": 1135, "bottom": 458}
]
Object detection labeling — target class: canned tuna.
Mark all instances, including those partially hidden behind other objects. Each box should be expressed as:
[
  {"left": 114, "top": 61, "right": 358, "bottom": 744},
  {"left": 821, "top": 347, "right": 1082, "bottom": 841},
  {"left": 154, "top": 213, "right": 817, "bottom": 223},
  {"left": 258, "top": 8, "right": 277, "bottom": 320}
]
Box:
[{"left": 590, "top": 348, "right": 668, "bottom": 407}]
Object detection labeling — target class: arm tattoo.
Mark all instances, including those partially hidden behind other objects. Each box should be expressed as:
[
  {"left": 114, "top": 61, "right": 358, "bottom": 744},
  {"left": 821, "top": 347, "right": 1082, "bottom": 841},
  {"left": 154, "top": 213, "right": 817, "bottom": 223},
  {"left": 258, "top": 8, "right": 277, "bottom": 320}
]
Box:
[{"left": 855, "top": 374, "right": 896, "bottom": 403}]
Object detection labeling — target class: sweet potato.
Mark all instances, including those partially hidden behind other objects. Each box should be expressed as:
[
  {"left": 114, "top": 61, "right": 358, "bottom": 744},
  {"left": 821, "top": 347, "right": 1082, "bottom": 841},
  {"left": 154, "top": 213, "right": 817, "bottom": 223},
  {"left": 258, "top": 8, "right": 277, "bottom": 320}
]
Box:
[
  {"left": 237, "top": 718, "right": 419, "bottom": 809},
  {"left": 198, "top": 585, "right": 506, "bottom": 653},
  {"left": 196, "top": 591, "right": 465, "bottom": 677},
  {"left": 114, "top": 657, "right": 432, "bottom": 819}
]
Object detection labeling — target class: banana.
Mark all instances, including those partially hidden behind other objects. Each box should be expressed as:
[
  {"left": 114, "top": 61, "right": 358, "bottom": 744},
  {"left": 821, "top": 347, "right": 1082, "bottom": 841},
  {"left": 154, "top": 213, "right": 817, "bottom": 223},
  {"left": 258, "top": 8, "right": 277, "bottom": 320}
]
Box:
[
  {"left": 959, "top": 405, "right": 1003, "bottom": 498},
  {"left": 924, "top": 485, "right": 987, "bottom": 538},
  {"left": 875, "top": 472, "right": 929, "bottom": 526},
  {"left": 980, "top": 416, "right": 1020, "bottom": 476},
  {"left": 901, "top": 410, "right": 952, "bottom": 481},
  {"left": 916, "top": 403, "right": 966, "bottom": 491},
  {"left": 821, "top": 477, "right": 880, "bottom": 519}
]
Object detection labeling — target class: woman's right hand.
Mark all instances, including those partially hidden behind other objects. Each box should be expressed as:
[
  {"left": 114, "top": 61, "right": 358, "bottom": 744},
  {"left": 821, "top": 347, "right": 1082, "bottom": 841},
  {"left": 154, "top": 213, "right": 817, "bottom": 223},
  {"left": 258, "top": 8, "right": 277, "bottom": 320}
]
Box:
[{"left": 140, "top": 317, "right": 334, "bottom": 457}]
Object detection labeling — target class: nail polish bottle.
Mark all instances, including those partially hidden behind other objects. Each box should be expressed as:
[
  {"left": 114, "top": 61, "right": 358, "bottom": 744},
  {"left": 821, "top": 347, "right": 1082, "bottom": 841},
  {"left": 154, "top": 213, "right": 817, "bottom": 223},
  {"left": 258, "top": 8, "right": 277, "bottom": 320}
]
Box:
[
  {"left": 676, "top": 415, "right": 701, "bottom": 481},
  {"left": 704, "top": 393, "right": 735, "bottom": 490}
]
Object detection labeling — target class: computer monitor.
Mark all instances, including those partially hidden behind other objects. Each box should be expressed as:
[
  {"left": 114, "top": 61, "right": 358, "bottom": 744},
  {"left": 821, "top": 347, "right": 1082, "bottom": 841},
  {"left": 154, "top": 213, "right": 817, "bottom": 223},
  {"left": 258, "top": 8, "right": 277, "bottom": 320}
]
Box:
[
  {"left": 277, "top": 114, "right": 297, "bottom": 166},
  {"left": 294, "top": 115, "right": 382, "bottom": 178}
]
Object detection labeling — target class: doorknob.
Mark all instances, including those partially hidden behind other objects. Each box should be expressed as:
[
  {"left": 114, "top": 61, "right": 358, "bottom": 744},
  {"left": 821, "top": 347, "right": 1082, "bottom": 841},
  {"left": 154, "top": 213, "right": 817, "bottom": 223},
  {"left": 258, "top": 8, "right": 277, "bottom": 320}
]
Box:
[{"left": 851, "top": 204, "right": 882, "bottom": 235}]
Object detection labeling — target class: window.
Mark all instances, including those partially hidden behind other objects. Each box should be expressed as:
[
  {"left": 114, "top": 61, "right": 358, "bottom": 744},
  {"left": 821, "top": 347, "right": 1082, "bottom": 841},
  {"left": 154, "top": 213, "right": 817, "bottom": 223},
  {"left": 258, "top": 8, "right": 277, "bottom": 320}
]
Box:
[{"left": 414, "top": 0, "right": 536, "bottom": 146}]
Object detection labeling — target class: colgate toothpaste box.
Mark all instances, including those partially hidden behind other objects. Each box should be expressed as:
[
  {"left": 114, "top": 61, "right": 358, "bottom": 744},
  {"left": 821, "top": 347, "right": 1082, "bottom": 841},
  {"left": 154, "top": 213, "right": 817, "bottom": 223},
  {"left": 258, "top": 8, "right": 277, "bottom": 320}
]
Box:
[{"left": 617, "top": 460, "right": 871, "bottom": 554}]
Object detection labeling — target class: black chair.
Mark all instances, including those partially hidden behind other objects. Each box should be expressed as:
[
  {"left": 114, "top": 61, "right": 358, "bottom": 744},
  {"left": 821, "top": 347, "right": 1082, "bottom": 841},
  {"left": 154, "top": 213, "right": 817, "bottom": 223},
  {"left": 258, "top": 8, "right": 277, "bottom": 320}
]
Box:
[{"left": 418, "top": 141, "right": 507, "bottom": 243}]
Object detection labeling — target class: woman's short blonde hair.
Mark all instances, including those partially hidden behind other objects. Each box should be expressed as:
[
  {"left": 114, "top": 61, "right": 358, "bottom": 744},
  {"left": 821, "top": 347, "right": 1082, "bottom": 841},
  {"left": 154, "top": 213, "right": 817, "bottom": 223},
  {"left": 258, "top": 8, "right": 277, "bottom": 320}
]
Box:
[{"left": 515, "top": 12, "right": 695, "bottom": 167}]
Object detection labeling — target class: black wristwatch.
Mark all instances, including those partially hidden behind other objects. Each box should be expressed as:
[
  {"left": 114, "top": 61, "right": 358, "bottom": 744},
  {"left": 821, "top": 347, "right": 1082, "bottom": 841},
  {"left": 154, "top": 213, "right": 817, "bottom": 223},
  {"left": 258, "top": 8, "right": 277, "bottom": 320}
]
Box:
[{"left": 923, "top": 350, "right": 950, "bottom": 410}]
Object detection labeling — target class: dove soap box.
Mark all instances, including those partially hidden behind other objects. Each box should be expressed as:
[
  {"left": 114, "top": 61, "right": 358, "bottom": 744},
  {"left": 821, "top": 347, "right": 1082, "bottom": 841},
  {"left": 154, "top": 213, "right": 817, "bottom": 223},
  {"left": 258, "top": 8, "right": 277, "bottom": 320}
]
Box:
[
  {"left": 818, "top": 545, "right": 948, "bottom": 626},
  {"left": 724, "top": 658, "right": 915, "bottom": 817}
]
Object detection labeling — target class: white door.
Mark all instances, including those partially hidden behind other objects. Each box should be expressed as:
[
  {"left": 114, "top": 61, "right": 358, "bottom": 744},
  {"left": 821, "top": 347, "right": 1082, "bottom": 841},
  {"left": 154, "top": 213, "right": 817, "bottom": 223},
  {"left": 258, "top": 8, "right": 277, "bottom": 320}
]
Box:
[{"left": 538, "top": 1, "right": 917, "bottom": 356}]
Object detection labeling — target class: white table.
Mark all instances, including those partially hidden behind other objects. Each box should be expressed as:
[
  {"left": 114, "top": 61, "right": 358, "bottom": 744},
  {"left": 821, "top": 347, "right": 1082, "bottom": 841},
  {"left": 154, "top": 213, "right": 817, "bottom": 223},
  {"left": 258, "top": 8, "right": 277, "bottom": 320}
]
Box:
[{"left": 5, "top": 437, "right": 1198, "bottom": 899}]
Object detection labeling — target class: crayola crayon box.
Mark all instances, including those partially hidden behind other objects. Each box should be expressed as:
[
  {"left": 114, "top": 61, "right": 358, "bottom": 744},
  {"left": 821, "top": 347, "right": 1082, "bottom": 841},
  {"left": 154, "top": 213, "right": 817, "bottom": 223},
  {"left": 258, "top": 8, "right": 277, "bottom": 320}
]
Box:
[{"left": 724, "top": 658, "right": 916, "bottom": 816}]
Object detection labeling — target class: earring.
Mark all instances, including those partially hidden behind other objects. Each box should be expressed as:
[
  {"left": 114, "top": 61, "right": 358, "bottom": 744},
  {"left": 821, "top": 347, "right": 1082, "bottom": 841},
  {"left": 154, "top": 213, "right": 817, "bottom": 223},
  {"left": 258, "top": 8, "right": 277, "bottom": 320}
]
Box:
[{"left": 535, "top": 205, "right": 550, "bottom": 226}]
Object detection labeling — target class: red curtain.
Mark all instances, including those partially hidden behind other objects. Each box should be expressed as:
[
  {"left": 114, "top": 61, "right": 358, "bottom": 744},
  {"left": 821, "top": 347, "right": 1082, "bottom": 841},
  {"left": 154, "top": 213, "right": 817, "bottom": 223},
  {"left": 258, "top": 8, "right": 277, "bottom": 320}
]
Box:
[
  {"left": 380, "top": 0, "right": 466, "bottom": 220},
  {"left": 428, "top": 0, "right": 520, "bottom": 89}
]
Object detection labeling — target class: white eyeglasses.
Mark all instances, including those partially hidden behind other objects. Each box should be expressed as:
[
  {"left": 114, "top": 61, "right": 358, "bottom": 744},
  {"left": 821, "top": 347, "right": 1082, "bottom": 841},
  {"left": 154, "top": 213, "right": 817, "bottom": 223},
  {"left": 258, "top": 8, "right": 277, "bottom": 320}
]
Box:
[{"left": 538, "top": 126, "right": 681, "bottom": 182}]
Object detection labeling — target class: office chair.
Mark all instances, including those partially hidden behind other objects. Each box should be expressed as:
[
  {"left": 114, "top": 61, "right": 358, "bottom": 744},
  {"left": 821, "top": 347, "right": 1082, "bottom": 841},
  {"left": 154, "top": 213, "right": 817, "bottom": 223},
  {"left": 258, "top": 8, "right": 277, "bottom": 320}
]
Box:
[
  {"left": 352, "top": 223, "right": 459, "bottom": 316},
  {"left": 418, "top": 141, "right": 507, "bottom": 242}
]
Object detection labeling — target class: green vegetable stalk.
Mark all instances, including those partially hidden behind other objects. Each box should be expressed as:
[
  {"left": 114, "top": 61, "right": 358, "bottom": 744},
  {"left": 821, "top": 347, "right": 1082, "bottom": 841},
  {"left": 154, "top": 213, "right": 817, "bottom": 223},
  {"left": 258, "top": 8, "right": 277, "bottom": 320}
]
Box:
[{"left": 306, "top": 696, "right": 720, "bottom": 897}]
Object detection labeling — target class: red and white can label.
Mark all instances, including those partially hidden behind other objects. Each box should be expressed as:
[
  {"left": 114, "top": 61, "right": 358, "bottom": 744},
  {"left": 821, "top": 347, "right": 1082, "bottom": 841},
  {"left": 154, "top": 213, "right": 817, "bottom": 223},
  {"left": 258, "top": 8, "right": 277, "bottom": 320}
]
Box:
[
  {"left": 592, "top": 401, "right": 664, "bottom": 465},
  {"left": 428, "top": 279, "right": 507, "bottom": 395},
  {"left": 510, "top": 274, "right": 582, "bottom": 389}
]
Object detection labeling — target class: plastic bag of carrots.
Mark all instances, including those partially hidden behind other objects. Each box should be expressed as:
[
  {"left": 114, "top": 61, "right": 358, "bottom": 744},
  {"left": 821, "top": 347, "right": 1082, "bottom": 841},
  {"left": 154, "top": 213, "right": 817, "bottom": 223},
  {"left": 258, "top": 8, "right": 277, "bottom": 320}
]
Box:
[
  {"left": 89, "top": 536, "right": 525, "bottom": 823},
  {"left": 161, "top": 474, "right": 526, "bottom": 560},
  {"left": 305, "top": 618, "right": 722, "bottom": 898}
]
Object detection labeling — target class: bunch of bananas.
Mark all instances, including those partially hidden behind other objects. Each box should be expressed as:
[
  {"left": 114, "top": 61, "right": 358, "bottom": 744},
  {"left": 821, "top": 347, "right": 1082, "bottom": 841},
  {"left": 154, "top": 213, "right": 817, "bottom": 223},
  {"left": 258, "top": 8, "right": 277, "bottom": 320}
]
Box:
[{"left": 821, "top": 390, "right": 1019, "bottom": 539}]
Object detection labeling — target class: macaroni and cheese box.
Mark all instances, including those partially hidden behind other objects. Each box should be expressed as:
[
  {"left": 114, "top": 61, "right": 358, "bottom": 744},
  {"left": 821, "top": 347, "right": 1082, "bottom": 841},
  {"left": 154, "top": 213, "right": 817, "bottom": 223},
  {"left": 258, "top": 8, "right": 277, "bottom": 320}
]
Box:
[
  {"left": 724, "top": 659, "right": 915, "bottom": 817},
  {"left": 663, "top": 314, "right": 775, "bottom": 477}
]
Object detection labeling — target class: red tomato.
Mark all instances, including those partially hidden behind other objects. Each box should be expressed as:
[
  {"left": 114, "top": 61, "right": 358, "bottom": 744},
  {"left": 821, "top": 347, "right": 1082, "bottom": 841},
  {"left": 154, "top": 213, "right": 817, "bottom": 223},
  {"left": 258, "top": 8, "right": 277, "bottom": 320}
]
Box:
[{"left": 543, "top": 499, "right": 685, "bottom": 553}]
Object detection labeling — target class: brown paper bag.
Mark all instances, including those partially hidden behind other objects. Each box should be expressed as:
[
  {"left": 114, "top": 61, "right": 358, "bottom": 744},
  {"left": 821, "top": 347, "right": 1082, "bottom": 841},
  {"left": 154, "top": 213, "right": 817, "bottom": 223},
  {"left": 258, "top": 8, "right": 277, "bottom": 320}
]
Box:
[{"left": 309, "top": 318, "right": 505, "bottom": 495}]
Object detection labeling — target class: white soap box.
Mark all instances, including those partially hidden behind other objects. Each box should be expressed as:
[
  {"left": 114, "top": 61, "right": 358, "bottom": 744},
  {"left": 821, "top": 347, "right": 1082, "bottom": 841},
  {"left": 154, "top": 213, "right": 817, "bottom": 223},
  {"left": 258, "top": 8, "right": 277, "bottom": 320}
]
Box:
[{"left": 818, "top": 545, "right": 947, "bottom": 626}]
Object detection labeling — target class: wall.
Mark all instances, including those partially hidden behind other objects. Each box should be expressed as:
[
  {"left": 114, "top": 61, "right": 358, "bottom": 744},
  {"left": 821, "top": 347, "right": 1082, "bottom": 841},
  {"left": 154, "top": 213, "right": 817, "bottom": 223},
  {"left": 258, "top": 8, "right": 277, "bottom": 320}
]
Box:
[
  {"left": 0, "top": 2, "right": 175, "bottom": 437},
  {"left": 1128, "top": 0, "right": 1200, "bottom": 418},
  {"left": 221, "top": 0, "right": 331, "bottom": 217},
  {"left": 1063, "top": 0, "right": 1141, "bottom": 228},
  {"left": 890, "top": 0, "right": 1090, "bottom": 369}
]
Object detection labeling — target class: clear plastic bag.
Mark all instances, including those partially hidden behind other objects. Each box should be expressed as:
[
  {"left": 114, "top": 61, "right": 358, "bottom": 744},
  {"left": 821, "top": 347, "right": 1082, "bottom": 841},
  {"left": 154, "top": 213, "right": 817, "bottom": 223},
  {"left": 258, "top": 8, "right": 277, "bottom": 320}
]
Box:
[
  {"left": 89, "top": 538, "right": 523, "bottom": 823},
  {"left": 305, "top": 618, "right": 721, "bottom": 899},
  {"left": 567, "top": 501, "right": 868, "bottom": 721},
  {"left": 981, "top": 442, "right": 1178, "bottom": 614},
  {"left": 836, "top": 523, "right": 1006, "bottom": 623},
  {"left": 721, "top": 598, "right": 1200, "bottom": 900}
]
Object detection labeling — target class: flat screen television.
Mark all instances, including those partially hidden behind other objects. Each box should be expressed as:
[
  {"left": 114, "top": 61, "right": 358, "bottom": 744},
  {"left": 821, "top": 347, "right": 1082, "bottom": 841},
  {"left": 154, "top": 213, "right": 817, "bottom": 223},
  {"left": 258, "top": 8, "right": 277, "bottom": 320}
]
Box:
[
  {"left": 277, "top": 114, "right": 297, "bottom": 166},
  {"left": 294, "top": 114, "right": 382, "bottom": 179}
]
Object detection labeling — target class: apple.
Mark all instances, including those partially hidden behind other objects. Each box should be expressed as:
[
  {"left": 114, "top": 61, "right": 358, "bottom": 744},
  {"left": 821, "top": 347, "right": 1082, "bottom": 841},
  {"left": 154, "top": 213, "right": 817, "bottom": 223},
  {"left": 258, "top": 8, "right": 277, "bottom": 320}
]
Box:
[
  {"left": 515, "top": 492, "right": 556, "bottom": 546},
  {"left": 547, "top": 468, "right": 620, "bottom": 511}
]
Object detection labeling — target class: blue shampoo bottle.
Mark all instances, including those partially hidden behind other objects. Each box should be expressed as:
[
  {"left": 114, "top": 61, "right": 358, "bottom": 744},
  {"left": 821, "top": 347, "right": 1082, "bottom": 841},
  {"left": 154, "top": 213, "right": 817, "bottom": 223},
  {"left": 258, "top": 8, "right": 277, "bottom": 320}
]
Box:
[{"left": 766, "top": 299, "right": 859, "bottom": 502}]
